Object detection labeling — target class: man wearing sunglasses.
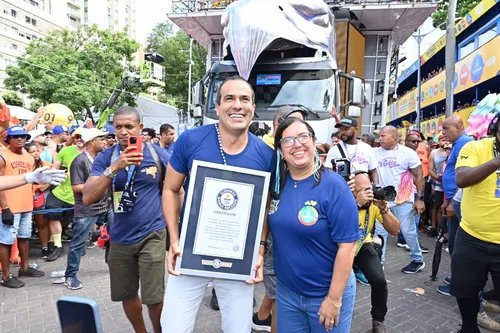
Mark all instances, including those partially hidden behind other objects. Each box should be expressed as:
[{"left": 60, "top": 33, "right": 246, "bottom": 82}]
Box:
[{"left": 0, "top": 126, "right": 45, "bottom": 288}]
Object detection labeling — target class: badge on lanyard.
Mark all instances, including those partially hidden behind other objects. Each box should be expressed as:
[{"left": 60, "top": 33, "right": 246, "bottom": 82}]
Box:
[
  {"left": 356, "top": 209, "right": 370, "bottom": 256},
  {"left": 111, "top": 146, "right": 139, "bottom": 213}
]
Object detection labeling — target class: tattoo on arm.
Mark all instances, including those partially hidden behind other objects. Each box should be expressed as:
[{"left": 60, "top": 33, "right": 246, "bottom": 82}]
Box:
[{"left": 410, "top": 166, "right": 425, "bottom": 196}]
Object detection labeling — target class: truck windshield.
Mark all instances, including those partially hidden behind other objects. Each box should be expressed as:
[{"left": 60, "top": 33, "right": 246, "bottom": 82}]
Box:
[{"left": 208, "top": 69, "right": 335, "bottom": 114}]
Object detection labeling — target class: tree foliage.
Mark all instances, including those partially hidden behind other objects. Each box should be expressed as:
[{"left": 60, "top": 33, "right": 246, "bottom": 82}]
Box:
[
  {"left": 2, "top": 91, "right": 23, "bottom": 106},
  {"left": 146, "top": 21, "right": 207, "bottom": 111},
  {"left": 432, "top": 0, "right": 480, "bottom": 29},
  {"left": 4, "top": 25, "right": 139, "bottom": 120}
]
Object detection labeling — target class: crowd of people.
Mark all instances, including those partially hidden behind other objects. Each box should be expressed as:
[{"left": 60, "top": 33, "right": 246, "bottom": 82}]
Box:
[{"left": 0, "top": 76, "right": 500, "bottom": 333}]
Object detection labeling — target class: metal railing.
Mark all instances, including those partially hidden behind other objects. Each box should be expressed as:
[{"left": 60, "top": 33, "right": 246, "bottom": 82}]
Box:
[{"left": 171, "top": 0, "right": 437, "bottom": 14}]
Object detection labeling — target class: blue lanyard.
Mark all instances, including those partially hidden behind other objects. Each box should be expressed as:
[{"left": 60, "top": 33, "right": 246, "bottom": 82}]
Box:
[
  {"left": 494, "top": 141, "right": 500, "bottom": 176},
  {"left": 358, "top": 208, "right": 371, "bottom": 242},
  {"left": 111, "top": 145, "right": 136, "bottom": 191}
]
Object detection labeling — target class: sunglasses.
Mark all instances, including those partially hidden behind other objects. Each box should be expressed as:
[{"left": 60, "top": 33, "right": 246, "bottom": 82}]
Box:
[
  {"left": 73, "top": 135, "right": 82, "bottom": 139},
  {"left": 10, "top": 135, "right": 28, "bottom": 139}
]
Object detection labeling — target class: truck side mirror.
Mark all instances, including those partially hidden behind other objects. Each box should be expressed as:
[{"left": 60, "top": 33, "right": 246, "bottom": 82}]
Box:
[
  {"left": 193, "top": 106, "right": 202, "bottom": 118},
  {"left": 193, "top": 81, "right": 204, "bottom": 107},
  {"left": 349, "top": 77, "right": 364, "bottom": 106},
  {"left": 347, "top": 105, "right": 361, "bottom": 118}
]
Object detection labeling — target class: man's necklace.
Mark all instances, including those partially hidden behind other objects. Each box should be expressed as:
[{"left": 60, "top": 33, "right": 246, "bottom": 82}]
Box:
[{"left": 215, "top": 123, "right": 227, "bottom": 165}]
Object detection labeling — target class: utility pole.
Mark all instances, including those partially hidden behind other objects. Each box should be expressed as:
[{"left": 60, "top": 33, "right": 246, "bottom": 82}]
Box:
[
  {"left": 415, "top": 29, "right": 422, "bottom": 131},
  {"left": 445, "top": 0, "right": 457, "bottom": 117}
]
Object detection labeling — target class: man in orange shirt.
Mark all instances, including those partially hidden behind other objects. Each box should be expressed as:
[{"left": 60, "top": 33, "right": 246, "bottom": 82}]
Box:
[{"left": 0, "top": 126, "right": 45, "bottom": 288}]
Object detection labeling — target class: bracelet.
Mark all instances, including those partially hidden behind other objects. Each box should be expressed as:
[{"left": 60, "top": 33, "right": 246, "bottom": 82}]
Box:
[{"left": 325, "top": 294, "right": 342, "bottom": 308}]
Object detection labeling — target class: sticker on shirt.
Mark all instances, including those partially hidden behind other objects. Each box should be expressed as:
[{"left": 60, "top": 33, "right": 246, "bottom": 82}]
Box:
[
  {"left": 268, "top": 199, "right": 279, "bottom": 215},
  {"left": 141, "top": 166, "right": 157, "bottom": 178},
  {"left": 217, "top": 189, "right": 238, "bottom": 210},
  {"left": 298, "top": 201, "right": 319, "bottom": 226}
]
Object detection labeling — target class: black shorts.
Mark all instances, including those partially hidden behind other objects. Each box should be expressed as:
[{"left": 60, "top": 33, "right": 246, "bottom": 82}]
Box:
[
  {"left": 450, "top": 227, "right": 500, "bottom": 298},
  {"left": 424, "top": 181, "right": 433, "bottom": 206},
  {"left": 433, "top": 190, "right": 444, "bottom": 207},
  {"left": 45, "top": 192, "right": 74, "bottom": 222}
]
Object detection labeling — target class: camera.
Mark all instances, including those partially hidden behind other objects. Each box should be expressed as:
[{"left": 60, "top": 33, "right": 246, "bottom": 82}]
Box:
[
  {"left": 371, "top": 184, "right": 397, "bottom": 202},
  {"left": 129, "top": 137, "right": 137, "bottom": 144},
  {"left": 331, "top": 158, "right": 351, "bottom": 181}
]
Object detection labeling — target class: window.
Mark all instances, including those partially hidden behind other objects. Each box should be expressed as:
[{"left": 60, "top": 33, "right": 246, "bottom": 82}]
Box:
[
  {"left": 26, "top": 35, "right": 31, "bottom": 40},
  {"left": 25, "top": 16, "right": 32, "bottom": 24},
  {"left": 11, "top": 9, "right": 17, "bottom": 18},
  {"left": 32, "top": 19, "right": 37, "bottom": 27},
  {"left": 12, "top": 43, "right": 18, "bottom": 50},
  {"left": 19, "top": 32, "right": 25, "bottom": 38},
  {"left": 460, "top": 39, "right": 475, "bottom": 59},
  {"left": 478, "top": 25, "right": 497, "bottom": 47},
  {"left": 32, "top": 35, "right": 38, "bottom": 40}
]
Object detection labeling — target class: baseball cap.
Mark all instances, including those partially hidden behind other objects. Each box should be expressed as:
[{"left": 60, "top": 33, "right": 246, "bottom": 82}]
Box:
[
  {"left": 335, "top": 117, "right": 358, "bottom": 128},
  {"left": 27, "top": 129, "right": 47, "bottom": 143},
  {"left": 102, "top": 124, "right": 116, "bottom": 135},
  {"left": 4, "top": 126, "right": 31, "bottom": 143},
  {"left": 69, "top": 125, "right": 79, "bottom": 134},
  {"left": 52, "top": 125, "right": 68, "bottom": 135},
  {"left": 81, "top": 128, "right": 106, "bottom": 143}
]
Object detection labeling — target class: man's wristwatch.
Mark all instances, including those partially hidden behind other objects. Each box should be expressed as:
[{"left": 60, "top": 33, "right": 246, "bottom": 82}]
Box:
[{"left": 104, "top": 167, "right": 116, "bottom": 179}]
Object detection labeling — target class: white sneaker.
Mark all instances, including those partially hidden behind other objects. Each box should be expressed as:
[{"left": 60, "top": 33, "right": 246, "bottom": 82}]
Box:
[
  {"left": 478, "top": 311, "right": 500, "bottom": 332},
  {"left": 483, "top": 300, "right": 500, "bottom": 313}
]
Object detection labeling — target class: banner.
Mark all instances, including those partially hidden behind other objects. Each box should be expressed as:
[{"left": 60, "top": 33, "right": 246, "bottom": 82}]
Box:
[
  {"left": 420, "top": 0, "right": 498, "bottom": 64},
  {"left": 388, "top": 35, "right": 500, "bottom": 121}
]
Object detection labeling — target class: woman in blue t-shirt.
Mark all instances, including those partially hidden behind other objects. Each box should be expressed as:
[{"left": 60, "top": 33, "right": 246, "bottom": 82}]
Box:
[{"left": 266, "top": 117, "right": 359, "bottom": 332}]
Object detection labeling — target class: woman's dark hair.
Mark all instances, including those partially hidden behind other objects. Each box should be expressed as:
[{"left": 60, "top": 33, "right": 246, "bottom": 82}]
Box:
[
  {"left": 249, "top": 121, "right": 270, "bottom": 137},
  {"left": 24, "top": 143, "right": 43, "bottom": 169},
  {"left": 271, "top": 117, "right": 326, "bottom": 199},
  {"left": 142, "top": 128, "right": 156, "bottom": 137}
]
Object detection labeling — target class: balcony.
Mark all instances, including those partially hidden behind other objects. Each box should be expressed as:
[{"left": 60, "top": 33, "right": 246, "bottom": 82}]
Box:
[{"left": 68, "top": 10, "right": 81, "bottom": 20}]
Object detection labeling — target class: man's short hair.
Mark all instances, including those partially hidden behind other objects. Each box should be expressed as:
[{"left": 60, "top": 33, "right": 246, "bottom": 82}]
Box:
[
  {"left": 331, "top": 132, "right": 341, "bottom": 139},
  {"left": 362, "top": 133, "right": 375, "bottom": 144},
  {"left": 215, "top": 76, "right": 255, "bottom": 105},
  {"left": 114, "top": 106, "right": 141, "bottom": 124},
  {"left": 159, "top": 123, "right": 175, "bottom": 135}
]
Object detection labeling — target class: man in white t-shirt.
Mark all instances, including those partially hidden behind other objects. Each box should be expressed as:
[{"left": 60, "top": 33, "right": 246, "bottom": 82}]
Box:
[
  {"left": 375, "top": 126, "right": 425, "bottom": 274},
  {"left": 325, "top": 117, "right": 379, "bottom": 183}
]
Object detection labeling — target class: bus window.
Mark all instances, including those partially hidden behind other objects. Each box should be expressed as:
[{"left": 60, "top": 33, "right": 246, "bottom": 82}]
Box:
[{"left": 478, "top": 25, "right": 497, "bottom": 48}]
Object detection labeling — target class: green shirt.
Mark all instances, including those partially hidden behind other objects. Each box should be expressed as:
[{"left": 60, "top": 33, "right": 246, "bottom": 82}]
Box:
[{"left": 52, "top": 145, "right": 81, "bottom": 205}]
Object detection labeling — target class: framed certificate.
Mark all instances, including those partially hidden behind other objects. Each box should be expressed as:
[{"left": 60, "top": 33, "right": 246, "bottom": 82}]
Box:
[{"left": 176, "top": 160, "right": 270, "bottom": 281}]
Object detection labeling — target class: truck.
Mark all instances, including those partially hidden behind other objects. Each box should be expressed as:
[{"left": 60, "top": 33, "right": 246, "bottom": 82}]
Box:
[{"left": 189, "top": 0, "right": 364, "bottom": 144}]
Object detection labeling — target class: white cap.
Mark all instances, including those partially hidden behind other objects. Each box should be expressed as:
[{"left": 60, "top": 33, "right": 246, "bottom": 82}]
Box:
[
  {"left": 27, "top": 129, "right": 48, "bottom": 143},
  {"left": 81, "top": 128, "right": 106, "bottom": 143}
]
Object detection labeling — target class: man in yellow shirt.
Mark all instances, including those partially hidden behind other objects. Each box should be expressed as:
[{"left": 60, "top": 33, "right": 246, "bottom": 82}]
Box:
[
  {"left": 452, "top": 114, "right": 500, "bottom": 333},
  {"left": 351, "top": 172, "right": 400, "bottom": 333}
]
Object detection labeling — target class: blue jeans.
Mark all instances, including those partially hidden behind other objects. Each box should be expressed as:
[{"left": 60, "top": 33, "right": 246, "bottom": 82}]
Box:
[
  {"left": 65, "top": 211, "right": 111, "bottom": 278},
  {"left": 391, "top": 203, "right": 423, "bottom": 263},
  {"left": 276, "top": 272, "right": 356, "bottom": 333},
  {"left": 397, "top": 214, "right": 420, "bottom": 243}
]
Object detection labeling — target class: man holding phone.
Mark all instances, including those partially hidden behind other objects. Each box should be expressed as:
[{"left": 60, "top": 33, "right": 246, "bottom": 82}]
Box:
[{"left": 83, "top": 106, "right": 170, "bottom": 333}]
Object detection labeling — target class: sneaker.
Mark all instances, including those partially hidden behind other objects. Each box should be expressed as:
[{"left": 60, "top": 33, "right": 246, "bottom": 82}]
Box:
[
  {"left": 420, "top": 244, "right": 429, "bottom": 253},
  {"left": 65, "top": 276, "right": 83, "bottom": 290},
  {"left": 397, "top": 241, "right": 409, "bottom": 249},
  {"left": 1, "top": 274, "right": 25, "bottom": 288},
  {"left": 483, "top": 300, "right": 500, "bottom": 313},
  {"left": 252, "top": 312, "right": 271, "bottom": 332},
  {"left": 437, "top": 285, "right": 451, "bottom": 296},
  {"left": 373, "top": 320, "right": 387, "bottom": 333},
  {"left": 427, "top": 228, "right": 438, "bottom": 237},
  {"left": 41, "top": 247, "right": 50, "bottom": 260},
  {"left": 355, "top": 271, "right": 369, "bottom": 285},
  {"left": 402, "top": 261, "right": 425, "bottom": 274},
  {"left": 18, "top": 267, "right": 45, "bottom": 278},
  {"left": 87, "top": 241, "right": 97, "bottom": 249},
  {"left": 61, "top": 232, "right": 72, "bottom": 243},
  {"left": 444, "top": 276, "right": 451, "bottom": 285},
  {"left": 445, "top": 247, "right": 449, "bottom": 253},
  {"left": 46, "top": 246, "right": 63, "bottom": 262},
  {"left": 210, "top": 289, "right": 219, "bottom": 311},
  {"left": 478, "top": 311, "right": 500, "bottom": 332}
]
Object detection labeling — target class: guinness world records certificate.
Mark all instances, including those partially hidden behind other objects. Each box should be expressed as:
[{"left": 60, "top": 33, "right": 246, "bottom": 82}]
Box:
[{"left": 176, "top": 160, "right": 270, "bottom": 281}]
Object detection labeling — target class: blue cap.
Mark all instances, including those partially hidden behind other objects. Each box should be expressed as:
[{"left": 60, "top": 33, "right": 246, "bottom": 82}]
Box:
[
  {"left": 69, "top": 125, "right": 79, "bottom": 133},
  {"left": 52, "top": 125, "right": 68, "bottom": 135},
  {"left": 103, "top": 124, "right": 115, "bottom": 135},
  {"left": 4, "top": 126, "right": 31, "bottom": 143}
]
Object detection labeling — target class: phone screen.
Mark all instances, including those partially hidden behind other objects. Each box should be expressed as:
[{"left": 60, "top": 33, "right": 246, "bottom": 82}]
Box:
[{"left": 58, "top": 299, "right": 100, "bottom": 333}]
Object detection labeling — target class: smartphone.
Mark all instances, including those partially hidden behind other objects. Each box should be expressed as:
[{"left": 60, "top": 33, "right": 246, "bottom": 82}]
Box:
[
  {"left": 57, "top": 296, "right": 102, "bottom": 333},
  {"left": 128, "top": 136, "right": 143, "bottom": 153},
  {"left": 331, "top": 158, "right": 351, "bottom": 181}
]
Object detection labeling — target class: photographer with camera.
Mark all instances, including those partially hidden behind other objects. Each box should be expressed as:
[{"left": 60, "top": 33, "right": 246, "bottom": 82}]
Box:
[
  {"left": 54, "top": 128, "right": 112, "bottom": 290},
  {"left": 350, "top": 172, "right": 400, "bottom": 333}
]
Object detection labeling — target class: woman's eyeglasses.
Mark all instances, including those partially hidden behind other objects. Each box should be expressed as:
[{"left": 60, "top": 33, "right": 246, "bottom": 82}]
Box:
[{"left": 280, "top": 132, "right": 312, "bottom": 148}]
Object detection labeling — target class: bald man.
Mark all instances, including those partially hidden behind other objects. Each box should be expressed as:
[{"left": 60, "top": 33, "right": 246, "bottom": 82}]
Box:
[
  {"left": 437, "top": 116, "right": 473, "bottom": 296},
  {"left": 351, "top": 172, "right": 400, "bottom": 333},
  {"left": 374, "top": 126, "right": 426, "bottom": 274}
]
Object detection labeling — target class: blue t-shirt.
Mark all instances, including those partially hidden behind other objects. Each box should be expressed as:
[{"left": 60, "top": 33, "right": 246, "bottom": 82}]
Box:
[
  {"left": 90, "top": 144, "right": 169, "bottom": 245},
  {"left": 156, "top": 141, "right": 175, "bottom": 157},
  {"left": 443, "top": 134, "right": 472, "bottom": 199},
  {"left": 169, "top": 124, "right": 274, "bottom": 219},
  {"left": 267, "top": 171, "right": 359, "bottom": 297}
]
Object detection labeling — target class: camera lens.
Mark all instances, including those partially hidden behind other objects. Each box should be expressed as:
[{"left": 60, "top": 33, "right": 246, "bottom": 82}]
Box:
[{"left": 130, "top": 137, "right": 137, "bottom": 144}]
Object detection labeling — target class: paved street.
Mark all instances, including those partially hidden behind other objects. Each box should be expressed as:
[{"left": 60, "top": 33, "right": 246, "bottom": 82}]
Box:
[{"left": 0, "top": 233, "right": 499, "bottom": 333}]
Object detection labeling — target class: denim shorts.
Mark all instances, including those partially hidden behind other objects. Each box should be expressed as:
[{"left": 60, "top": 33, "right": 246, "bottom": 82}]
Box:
[{"left": 0, "top": 212, "right": 33, "bottom": 245}]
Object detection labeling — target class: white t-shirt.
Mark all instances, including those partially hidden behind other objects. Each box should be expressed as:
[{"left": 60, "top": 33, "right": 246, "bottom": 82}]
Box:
[
  {"left": 325, "top": 141, "right": 378, "bottom": 173},
  {"left": 454, "top": 188, "right": 463, "bottom": 203},
  {"left": 374, "top": 144, "right": 422, "bottom": 207}
]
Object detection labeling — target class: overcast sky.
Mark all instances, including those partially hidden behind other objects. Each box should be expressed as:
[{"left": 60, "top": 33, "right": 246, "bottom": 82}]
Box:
[{"left": 135, "top": 0, "right": 172, "bottom": 45}]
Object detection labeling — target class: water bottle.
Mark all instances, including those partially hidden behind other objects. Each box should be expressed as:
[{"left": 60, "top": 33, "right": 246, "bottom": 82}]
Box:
[{"left": 50, "top": 270, "right": 65, "bottom": 278}]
